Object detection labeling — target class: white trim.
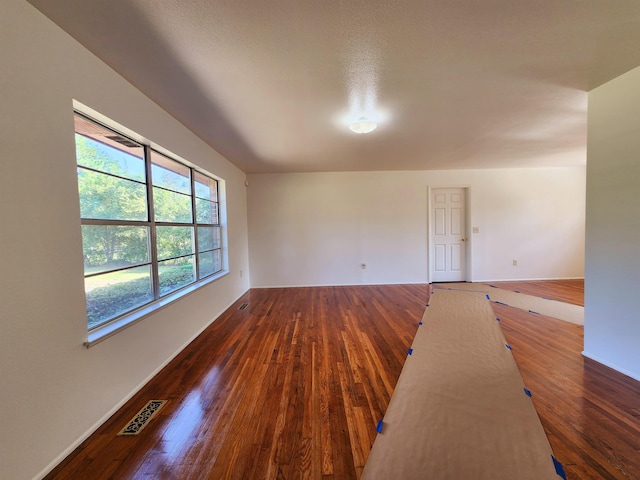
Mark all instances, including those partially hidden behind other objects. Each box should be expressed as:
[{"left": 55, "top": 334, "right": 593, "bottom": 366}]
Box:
[
  {"left": 427, "top": 185, "right": 472, "bottom": 284},
  {"left": 34, "top": 288, "right": 249, "bottom": 480},
  {"left": 250, "top": 278, "right": 585, "bottom": 289},
  {"left": 471, "top": 276, "right": 585, "bottom": 283},
  {"left": 581, "top": 351, "right": 640, "bottom": 383},
  {"left": 249, "top": 281, "right": 427, "bottom": 289}
]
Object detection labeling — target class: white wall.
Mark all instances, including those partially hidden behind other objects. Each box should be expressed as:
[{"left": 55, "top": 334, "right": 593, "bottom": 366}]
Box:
[
  {"left": 247, "top": 168, "right": 585, "bottom": 287},
  {"left": 0, "top": 2, "right": 250, "bottom": 479},
  {"left": 584, "top": 66, "right": 640, "bottom": 381}
]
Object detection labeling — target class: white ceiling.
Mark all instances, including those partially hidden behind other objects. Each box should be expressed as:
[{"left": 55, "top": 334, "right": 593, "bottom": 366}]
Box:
[{"left": 27, "top": 0, "right": 640, "bottom": 173}]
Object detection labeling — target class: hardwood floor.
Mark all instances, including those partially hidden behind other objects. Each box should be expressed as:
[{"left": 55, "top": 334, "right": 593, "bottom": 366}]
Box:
[
  {"left": 482, "top": 279, "right": 585, "bottom": 306},
  {"left": 488, "top": 280, "right": 640, "bottom": 480},
  {"left": 46, "top": 285, "right": 427, "bottom": 480},
  {"left": 45, "top": 281, "right": 640, "bottom": 480}
]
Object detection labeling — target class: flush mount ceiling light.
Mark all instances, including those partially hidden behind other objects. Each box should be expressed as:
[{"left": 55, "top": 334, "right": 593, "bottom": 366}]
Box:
[{"left": 349, "top": 117, "right": 378, "bottom": 134}]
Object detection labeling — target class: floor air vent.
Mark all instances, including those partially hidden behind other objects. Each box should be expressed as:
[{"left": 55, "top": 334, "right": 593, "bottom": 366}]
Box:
[
  {"left": 238, "top": 303, "right": 249, "bottom": 310},
  {"left": 117, "top": 400, "right": 167, "bottom": 436}
]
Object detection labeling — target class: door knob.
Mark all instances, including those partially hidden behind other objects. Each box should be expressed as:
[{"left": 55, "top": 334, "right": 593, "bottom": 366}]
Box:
[{"left": 461, "top": 237, "right": 467, "bottom": 242}]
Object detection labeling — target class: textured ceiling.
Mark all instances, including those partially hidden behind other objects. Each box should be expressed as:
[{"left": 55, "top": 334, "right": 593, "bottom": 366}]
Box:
[{"left": 27, "top": 0, "right": 640, "bottom": 173}]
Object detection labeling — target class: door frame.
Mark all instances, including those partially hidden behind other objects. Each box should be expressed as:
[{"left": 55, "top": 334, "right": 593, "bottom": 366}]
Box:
[{"left": 427, "top": 185, "right": 472, "bottom": 284}]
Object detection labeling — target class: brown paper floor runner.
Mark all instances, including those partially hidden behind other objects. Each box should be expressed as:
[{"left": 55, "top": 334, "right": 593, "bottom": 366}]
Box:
[
  {"left": 433, "top": 282, "right": 584, "bottom": 325},
  {"left": 361, "top": 289, "right": 563, "bottom": 480}
]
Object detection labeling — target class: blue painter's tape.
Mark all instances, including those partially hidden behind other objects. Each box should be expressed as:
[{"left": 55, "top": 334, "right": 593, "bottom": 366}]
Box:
[
  {"left": 376, "top": 420, "right": 384, "bottom": 433},
  {"left": 408, "top": 348, "right": 413, "bottom": 355},
  {"left": 529, "top": 310, "right": 540, "bottom": 315},
  {"left": 524, "top": 388, "right": 532, "bottom": 397},
  {"left": 426, "top": 303, "right": 430, "bottom": 307},
  {"left": 419, "top": 321, "right": 423, "bottom": 326},
  {"left": 505, "top": 344, "right": 512, "bottom": 351},
  {"left": 514, "top": 290, "right": 520, "bottom": 293},
  {"left": 551, "top": 455, "right": 567, "bottom": 479},
  {"left": 485, "top": 294, "right": 491, "bottom": 300},
  {"left": 496, "top": 301, "right": 509, "bottom": 306},
  {"left": 495, "top": 317, "right": 501, "bottom": 322}
]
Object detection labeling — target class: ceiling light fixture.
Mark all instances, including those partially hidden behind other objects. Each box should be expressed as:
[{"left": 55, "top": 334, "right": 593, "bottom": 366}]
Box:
[{"left": 349, "top": 117, "right": 378, "bottom": 134}]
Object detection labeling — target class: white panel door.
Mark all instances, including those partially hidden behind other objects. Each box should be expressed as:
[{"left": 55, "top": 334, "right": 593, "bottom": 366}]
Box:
[{"left": 431, "top": 188, "right": 466, "bottom": 282}]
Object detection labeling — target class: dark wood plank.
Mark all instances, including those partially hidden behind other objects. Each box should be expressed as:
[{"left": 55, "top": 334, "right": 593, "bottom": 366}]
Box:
[{"left": 45, "top": 280, "right": 640, "bottom": 480}]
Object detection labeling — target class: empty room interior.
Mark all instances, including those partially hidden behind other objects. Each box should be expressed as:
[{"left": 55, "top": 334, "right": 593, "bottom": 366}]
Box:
[{"left": 1, "top": 1, "right": 639, "bottom": 479}]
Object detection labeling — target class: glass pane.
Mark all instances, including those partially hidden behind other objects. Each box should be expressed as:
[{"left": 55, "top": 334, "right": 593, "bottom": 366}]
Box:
[
  {"left": 85, "top": 265, "right": 153, "bottom": 330},
  {"left": 196, "top": 198, "right": 218, "bottom": 224},
  {"left": 194, "top": 172, "right": 218, "bottom": 201},
  {"left": 153, "top": 187, "right": 193, "bottom": 223},
  {"left": 78, "top": 168, "right": 148, "bottom": 221},
  {"left": 82, "top": 225, "right": 150, "bottom": 275},
  {"left": 156, "top": 226, "right": 194, "bottom": 261},
  {"left": 151, "top": 150, "right": 191, "bottom": 195},
  {"left": 197, "top": 226, "right": 221, "bottom": 252},
  {"left": 74, "top": 116, "right": 145, "bottom": 182},
  {"left": 158, "top": 256, "right": 196, "bottom": 296},
  {"left": 198, "top": 249, "right": 222, "bottom": 279}
]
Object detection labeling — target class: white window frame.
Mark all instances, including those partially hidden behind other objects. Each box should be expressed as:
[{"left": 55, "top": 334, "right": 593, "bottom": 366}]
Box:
[{"left": 74, "top": 106, "right": 228, "bottom": 347}]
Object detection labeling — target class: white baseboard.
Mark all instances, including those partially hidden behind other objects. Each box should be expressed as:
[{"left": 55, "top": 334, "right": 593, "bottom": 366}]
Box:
[
  {"left": 34, "top": 289, "right": 249, "bottom": 480},
  {"left": 471, "top": 276, "right": 584, "bottom": 283},
  {"left": 581, "top": 351, "right": 640, "bottom": 382},
  {"left": 251, "top": 278, "right": 585, "bottom": 289},
  {"left": 250, "top": 281, "right": 424, "bottom": 289}
]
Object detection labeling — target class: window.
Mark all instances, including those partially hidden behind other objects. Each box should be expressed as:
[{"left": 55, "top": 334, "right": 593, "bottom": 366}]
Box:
[{"left": 74, "top": 112, "right": 223, "bottom": 332}]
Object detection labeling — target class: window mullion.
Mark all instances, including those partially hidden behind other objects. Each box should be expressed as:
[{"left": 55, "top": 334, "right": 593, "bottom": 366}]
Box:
[
  {"left": 77, "top": 164, "right": 147, "bottom": 186},
  {"left": 191, "top": 169, "right": 200, "bottom": 280},
  {"left": 82, "top": 218, "right": 150, "bottom": 227},
  {"left": 145, "top": 145, "right": 160, "bottom": 300}
]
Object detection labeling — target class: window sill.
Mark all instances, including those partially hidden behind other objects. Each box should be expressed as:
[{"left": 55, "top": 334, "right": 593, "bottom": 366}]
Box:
[{"left": 85, "top": 270, "right": 229, "bottom": 348}]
